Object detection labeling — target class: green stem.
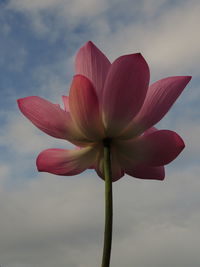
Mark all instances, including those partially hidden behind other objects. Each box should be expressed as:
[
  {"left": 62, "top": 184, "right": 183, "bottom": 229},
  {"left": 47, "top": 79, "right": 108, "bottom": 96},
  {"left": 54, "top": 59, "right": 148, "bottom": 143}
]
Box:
[{"left": 101, "top": 139, "right": 113, "bottom": 267}]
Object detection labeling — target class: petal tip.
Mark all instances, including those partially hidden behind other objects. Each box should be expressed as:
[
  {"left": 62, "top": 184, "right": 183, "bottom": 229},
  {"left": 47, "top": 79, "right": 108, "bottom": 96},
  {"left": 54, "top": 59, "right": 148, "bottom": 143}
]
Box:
[
  {"left": 17, "top": 96, "right": 38, "bottom": 105},
  {"left": 186, "top": 75, "right": 192, "bottom": 83},
  {"left": 117, "top": 52, "right": 144, "bottom": 60},
  {"left": 36, "top": 153, "right": 44, "bottom": 172},
  {"left": 175, "top": 75, "right": 192, "bottom": 84},
  {"left": 173, "top": 131, "right": 185, "bottom": 151},
  {"left": 81, "top": 41, "right": 96, "bottom": 51},
  {"left": 131, "top": 52, "right": 145, "bottom": 59},
  {"left": 73, "top": 74, "right": 88, "bottom": 80},
  {"left": 159, "top": 169, "right": 165, "bottom": 181},
  {"left": 135, "top": 52, "right": 142, "bottom": 56},
  {"left": 178, "top": 136, "right": 185, "bottom": 151},
  {"left": 17, "top": 97, "right": 26, "bottom": 106},
  {"left": 17, "top": 96, "right": 33, "bottom": 111},
  {"left": 86, "top": 40, "right": 95, "bottom": 47},
  {"left": 17, "top": 98, "right": 22, "bottom": 109}
]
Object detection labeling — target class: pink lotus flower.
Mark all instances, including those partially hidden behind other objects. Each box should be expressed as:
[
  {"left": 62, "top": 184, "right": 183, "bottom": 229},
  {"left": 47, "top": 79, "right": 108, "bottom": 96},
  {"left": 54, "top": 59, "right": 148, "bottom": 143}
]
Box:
[{"left": 17, "top": 41, "right": 191, "bottom": 182}]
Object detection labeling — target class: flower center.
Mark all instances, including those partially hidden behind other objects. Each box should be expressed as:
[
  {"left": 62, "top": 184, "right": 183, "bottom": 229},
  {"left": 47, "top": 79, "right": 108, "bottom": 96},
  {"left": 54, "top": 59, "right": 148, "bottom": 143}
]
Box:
[{"left": 103, "top": 138, "right": 112, "bottom": 147}]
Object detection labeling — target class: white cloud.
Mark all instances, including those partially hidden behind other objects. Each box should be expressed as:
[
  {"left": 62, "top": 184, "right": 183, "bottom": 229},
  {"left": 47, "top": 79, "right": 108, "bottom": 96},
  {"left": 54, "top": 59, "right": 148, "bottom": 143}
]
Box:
[
  {"left": 7, "top": 0, "right": 200, "bottom": 77},
  {"left": 8, "top": 0, "right": 108, "bottom": 15},
  {"left": 0, "top": 111, "right": 75, "bottom": 156},
  {"left": 176, "top": 122, "right": 200, "bottom": 162},
  {"left": 5, "top": 0, "right": 200, "bottom": 78},
  {"left": 0, "top": 164, "right": 11, "bottom": 191},
  {"left": 95, "top": 1, "right": 200, "bottom": 79},
  {"left": 7, "top": 0, "right": 108, "bottom": 39}
]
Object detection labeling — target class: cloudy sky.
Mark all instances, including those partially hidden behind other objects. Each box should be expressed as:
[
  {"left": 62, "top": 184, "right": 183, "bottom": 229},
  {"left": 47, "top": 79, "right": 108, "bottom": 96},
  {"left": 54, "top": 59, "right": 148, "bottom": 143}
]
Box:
[{"left": 0, "top": 0, "right": 200, "bottom": 266}]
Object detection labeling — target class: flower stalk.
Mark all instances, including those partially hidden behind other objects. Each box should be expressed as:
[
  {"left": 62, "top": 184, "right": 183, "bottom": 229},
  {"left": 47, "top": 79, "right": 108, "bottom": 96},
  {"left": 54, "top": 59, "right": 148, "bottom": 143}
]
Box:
[{"left": 101, "top": 139, "right": 113, "bottom": 267}]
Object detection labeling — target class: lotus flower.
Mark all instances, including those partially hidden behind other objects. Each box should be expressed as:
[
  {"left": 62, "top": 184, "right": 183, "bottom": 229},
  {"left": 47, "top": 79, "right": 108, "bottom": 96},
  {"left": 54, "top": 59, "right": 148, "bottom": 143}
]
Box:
[{"left": 17, "top": 41, "right": 191, "bottom": 182}]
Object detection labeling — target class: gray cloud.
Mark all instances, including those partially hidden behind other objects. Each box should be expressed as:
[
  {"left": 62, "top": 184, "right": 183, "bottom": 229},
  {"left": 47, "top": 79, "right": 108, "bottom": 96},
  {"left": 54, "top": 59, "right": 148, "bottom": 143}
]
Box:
[{"left": 0, "top": 166, "right": 200, "bottom": 266}]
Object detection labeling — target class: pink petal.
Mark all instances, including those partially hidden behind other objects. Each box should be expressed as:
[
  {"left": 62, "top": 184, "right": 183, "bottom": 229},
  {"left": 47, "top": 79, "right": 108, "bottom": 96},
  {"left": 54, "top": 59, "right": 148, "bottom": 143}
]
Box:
[
  {"left": 102, "top": 53, "right": 150, "bottom": 136},
  {"left": 94, "top": 146, "right": 124, "bottom": 182},
  {"left": 143, "top": 126, "right": 158, "bottom": 135},
  {"left": 69, "top": 75, "right": 105, "bottom": 140},
  {"left": 126, "top": 164, "right": 165, "bottom": 180},
  {"left": 62, "top": 95, "right": 69, "bottom": 111},
  {"left": 110, "top": 146, "right": 125, "bottom": 181},
  {"left": 115, "top": 129, "right": 185, "bottom": 167},
  {"left": 122, "top": 76, "right": 192, "bottom": 138},
  {"left": 75, "top": 41, "right": 111, "bottom": 103},
  {"left": 36, "top": 146, "right": 99, "bottom": 176},
  {"left": 17, "top": 96, "right": 90, "bottom": 146}
]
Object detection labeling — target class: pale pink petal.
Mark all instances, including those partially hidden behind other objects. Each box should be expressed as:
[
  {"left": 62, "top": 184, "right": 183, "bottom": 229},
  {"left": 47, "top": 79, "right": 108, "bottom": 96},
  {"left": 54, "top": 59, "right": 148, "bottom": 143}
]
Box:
[
  {"left": 94, "top": 146, "right": 124, "bottom": 182},
  {"left": 126, "top": 164, "right": 165, "bottom": 180},
  {"left": 75, "top": 41, "right": 111, "bottom": 103},
  {"left": 102, "top": 53, "right": 150, "bottom": 136},
  {"left": 62, "top": 95, "right": 69, "bottom": 111},
  {"left": 69, "top": 75, "right": 105, "bottom": 140},
  {"left": 17, "top": 96, "right": 91, "bottom": 146},
  {"left": 122, "top": 76, "right": 192, "bottom": 138},
  {"left": 114, "top": 130, "right": 185, "bottom": 167},
  {"left": 36, "top": 146, "right": 99, "bottom": 175}
]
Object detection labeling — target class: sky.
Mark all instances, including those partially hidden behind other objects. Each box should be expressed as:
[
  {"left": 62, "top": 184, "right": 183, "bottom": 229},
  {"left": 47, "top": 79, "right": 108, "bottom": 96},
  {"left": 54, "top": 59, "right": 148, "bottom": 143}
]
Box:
[{"left": 0, "top": 0, "right": 200, "bottom": 266}]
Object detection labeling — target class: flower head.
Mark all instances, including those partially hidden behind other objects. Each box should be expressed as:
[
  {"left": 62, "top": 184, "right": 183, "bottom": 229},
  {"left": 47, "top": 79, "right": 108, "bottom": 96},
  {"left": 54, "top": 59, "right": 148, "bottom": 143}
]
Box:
[{"left": 17, "top": 41, "right": 191, "bottom": 181}]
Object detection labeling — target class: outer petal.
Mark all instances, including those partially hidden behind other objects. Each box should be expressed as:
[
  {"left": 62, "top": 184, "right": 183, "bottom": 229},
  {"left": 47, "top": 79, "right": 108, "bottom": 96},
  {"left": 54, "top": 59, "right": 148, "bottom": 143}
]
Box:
[
  {"left": 94, "top": 145, "right": 125, "bottom": 182},
  {"left": 126, "top": 164, "right": 165, "bottom": 180},
  {"left": 62, "top": 95, "right": 69, "bottom": 112},
  {"left": 69, "top": 75, "right": 105, "bottom": 140},
  {"left": 17, "top": 96, "right": 90, "bottom": 146},
  {"left": 75, "top": 41, "right": 111, "bottom": 103},
  {"left": 122, "top": 76, "right": 192, "bottom": 138},
  {"left": 114, "top": 130, "right": 185, "bottom": 167},
  {"left": 102, "top": 53, "right": 150, "bottom": 136},
  {"left": 36, "top": 146, "right": 99, "bottom": 176},
  {"left": 110, "top": 146, "right": 125, "bottom": 181}
]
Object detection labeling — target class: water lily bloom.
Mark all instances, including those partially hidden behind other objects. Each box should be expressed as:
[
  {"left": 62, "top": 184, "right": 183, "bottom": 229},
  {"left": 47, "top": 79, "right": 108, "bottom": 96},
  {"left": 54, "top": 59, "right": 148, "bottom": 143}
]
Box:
[{"left": 17, "top": 41, "right": 191, "bottom": 182}]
